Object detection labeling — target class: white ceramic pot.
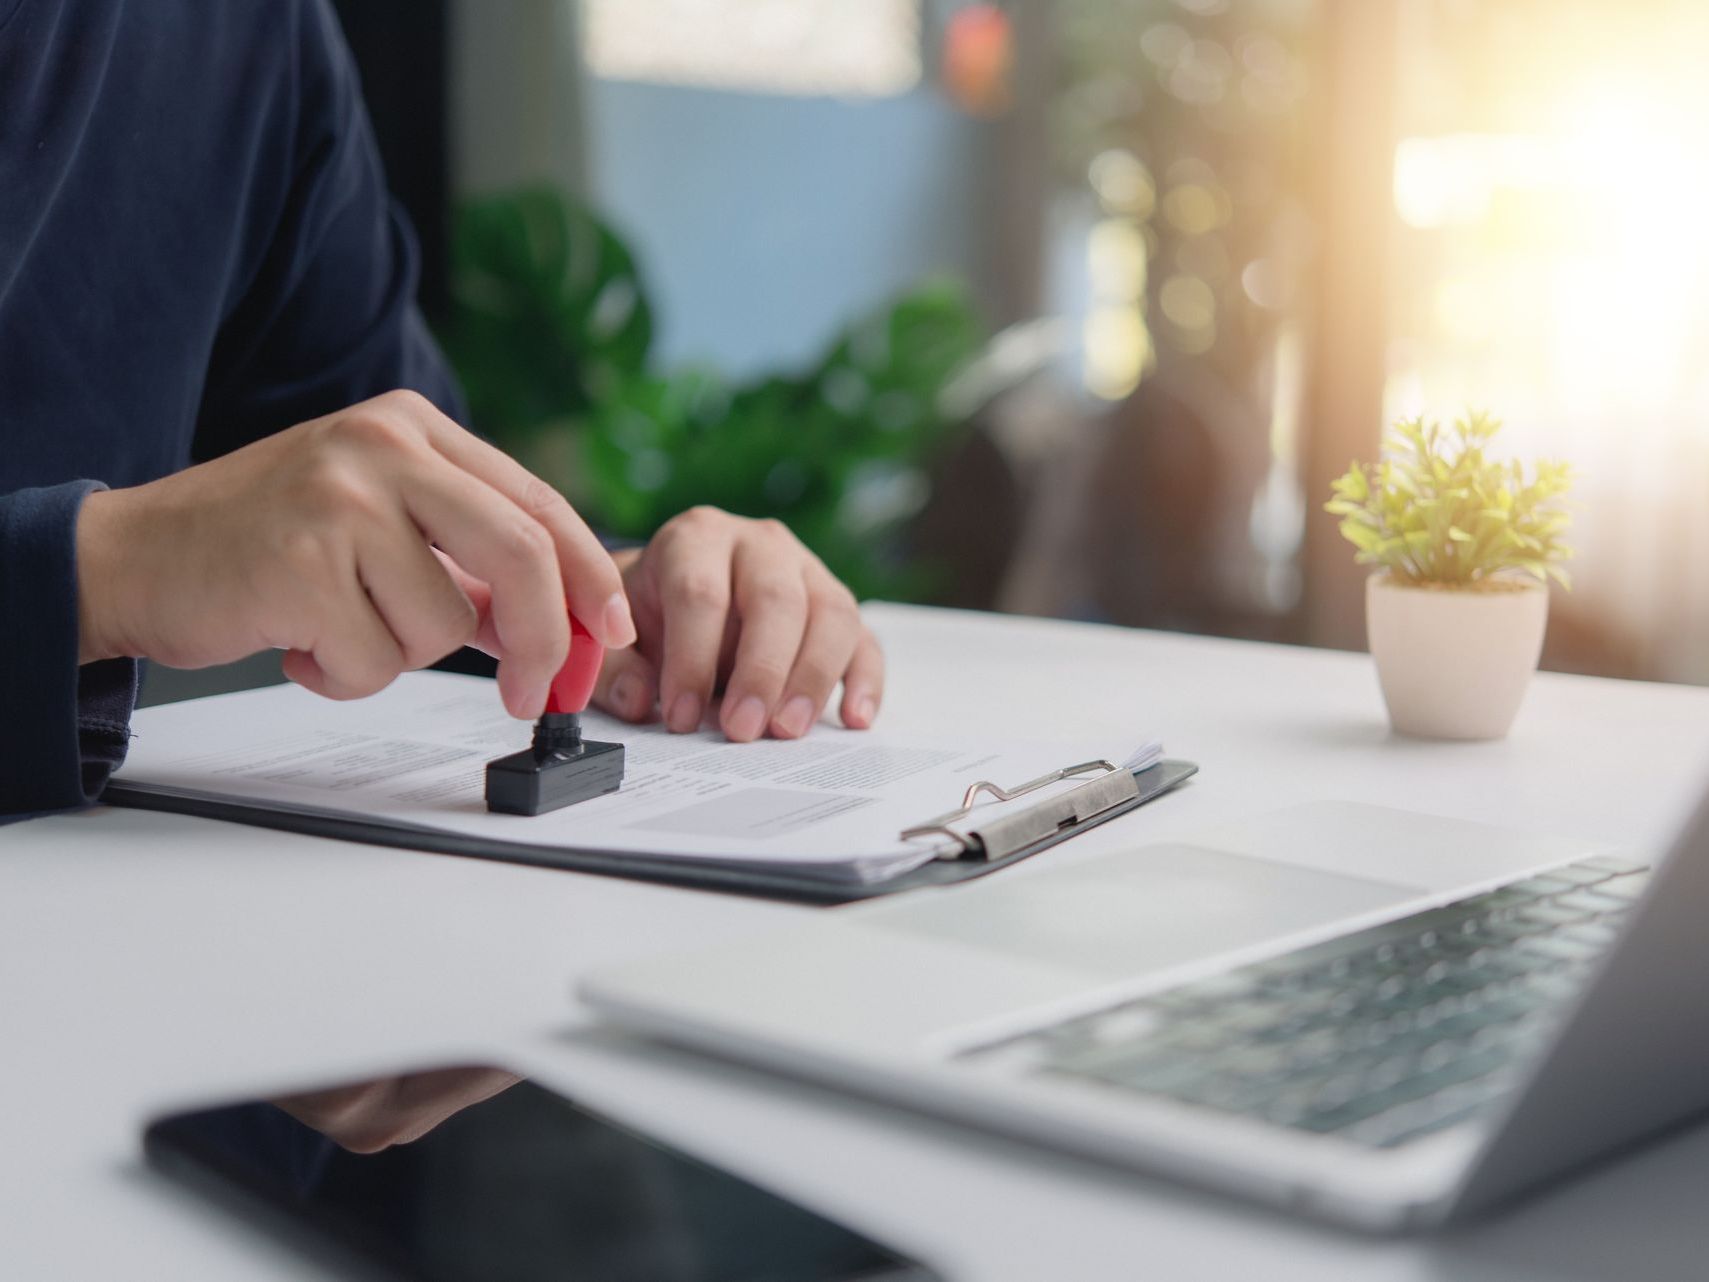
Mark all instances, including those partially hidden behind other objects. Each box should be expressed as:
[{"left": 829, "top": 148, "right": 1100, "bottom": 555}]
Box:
[{"left": 1365, "top": 575, "right": 1549, "bottom": 740}]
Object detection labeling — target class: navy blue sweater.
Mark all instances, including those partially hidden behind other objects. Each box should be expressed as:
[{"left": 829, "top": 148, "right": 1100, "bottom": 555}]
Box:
[{"left": 0, "top": 0, "right": 462, "bottom": 815}]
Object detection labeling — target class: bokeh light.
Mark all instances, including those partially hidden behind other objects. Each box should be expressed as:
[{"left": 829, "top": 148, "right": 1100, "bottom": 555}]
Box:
[{"left": 1385, "top": 0, "right": 1709, "bottom": 679}]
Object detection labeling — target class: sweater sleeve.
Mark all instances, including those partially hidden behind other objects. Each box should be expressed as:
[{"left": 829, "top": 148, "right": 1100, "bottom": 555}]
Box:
[
  {"left": 191, "top": 0, "right": 465, "bottom": 459},
  {"left": 0, "top": 481, "right": 138, "bottom": 818},
  {"left": 0, "top": 1, "right": 461, "bottom": 820}
]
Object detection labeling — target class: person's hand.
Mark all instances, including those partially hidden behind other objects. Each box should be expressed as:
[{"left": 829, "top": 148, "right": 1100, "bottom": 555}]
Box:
[
  {"left": 274, "top": 1067, "right": 520, "bottom": 1153},
  {"left": 75, "top": 390, "right": 635, "bottom": 719},
  {"left": 590, "top": 508, "right": 884, "bottom": 741}
]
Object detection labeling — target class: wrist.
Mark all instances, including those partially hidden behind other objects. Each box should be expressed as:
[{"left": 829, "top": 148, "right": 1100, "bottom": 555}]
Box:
[{"left": 75, "top": 487, "right": 135, "bottom": 664}]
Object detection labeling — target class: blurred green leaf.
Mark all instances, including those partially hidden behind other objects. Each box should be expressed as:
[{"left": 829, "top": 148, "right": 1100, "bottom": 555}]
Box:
[
  {"left": 440, "top": 186, "right": 653, "bottom": 451},
  {"left": 437, "top": 187, "right": 989, "bottom": 602}
]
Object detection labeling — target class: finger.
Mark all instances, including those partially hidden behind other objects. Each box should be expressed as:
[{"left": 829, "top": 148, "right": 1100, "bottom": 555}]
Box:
[
  {"left": 435, "top": 552, "right": 502, "bottom": 657},
  {"left": 720, "top": 538, "right": 810, "bottom": 743},
  {"left": 654, "top": 522, "right": 738, "bottom": 734},
  {"left": 357, "top": 520, "right": 480, "bottom": 671},
  {"left": 276, "top": 1068, "right": 520, "bottom": 1154},
  {"left": 592, "top": 645, "right": 659, "bottom": 723},
  {"left": 382, "top": 1067, "right": 522, "bottom": 1148},
  {"left": 394, "top": 457, "right": 568, "bottom": 719},
  {"left": 621, "top": 549, "right": 667, "bottom": 668},
  {"left": 838, "top": 627, "right": 885, "bottom": 729},
  {"left": 403, "top": 399, "right": 635, "bottom": 648},
  {"left": 769, "top": 582, "right": 861, "bottom": 740},
  {"left": 280, "top": 584, "right": 405, "bottom": 701}
]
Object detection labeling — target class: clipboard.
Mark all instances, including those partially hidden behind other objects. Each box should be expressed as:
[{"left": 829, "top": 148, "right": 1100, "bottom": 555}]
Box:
[{"left": 104, "top": 756, "right": 1198, "bottom": 905}]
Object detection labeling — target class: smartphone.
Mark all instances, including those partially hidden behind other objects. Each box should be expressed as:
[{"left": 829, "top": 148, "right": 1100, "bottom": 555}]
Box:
[{"left": 144, "top": 1065, "right": 940, "bottom": 1282}]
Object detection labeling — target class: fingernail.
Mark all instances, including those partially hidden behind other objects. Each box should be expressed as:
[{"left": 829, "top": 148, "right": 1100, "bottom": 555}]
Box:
[
  {"left": 521, "top": 685, "right": 549, "bottom": 720},
  {"left": 773, "top": 695, "right": 814, "bottom": 739},
  {"left": 855, "top": 694, "right": 877, "bottom": 727},
  {"left": 611, "top": 672, "right": 645, "bottom": 719},
  {"left": 727, "top": 695, "right": 767, "bottom": 742},
  {"left": 603, "top": 593, "right": 637, "bottom": 648},
  {"left": 667, "top": 692, "right": 701, "bottom": 734}
]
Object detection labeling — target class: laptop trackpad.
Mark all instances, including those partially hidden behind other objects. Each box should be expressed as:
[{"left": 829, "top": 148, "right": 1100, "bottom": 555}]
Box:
[{"left": 863, "top": 844, "right": 1417, "bottom": 981}]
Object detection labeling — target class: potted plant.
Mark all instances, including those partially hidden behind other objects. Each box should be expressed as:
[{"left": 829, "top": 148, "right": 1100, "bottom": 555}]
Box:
[{"left": 1325, "top": 412, "right": 1573, "bottom": 740}]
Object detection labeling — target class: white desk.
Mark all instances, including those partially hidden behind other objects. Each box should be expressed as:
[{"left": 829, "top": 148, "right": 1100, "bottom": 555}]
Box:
[{"left": 7, "top": 603, "right": 1709, "bottom": 1280}]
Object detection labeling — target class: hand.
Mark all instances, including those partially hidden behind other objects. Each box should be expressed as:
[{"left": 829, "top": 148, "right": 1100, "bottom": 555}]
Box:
[
  {"left": 274, "top": 1067, "right": 520, "bottom": 1153},
  {"left": 75, "top": 390, "right": 635, "bottom": 719},
  {"left": 591, "top": 508, "right": 884, "bottom": 741}
]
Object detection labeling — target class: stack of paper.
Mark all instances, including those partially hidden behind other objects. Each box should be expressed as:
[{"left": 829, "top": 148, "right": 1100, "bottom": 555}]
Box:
[{"left": 114, "top": 672, "right": 1160, "bottom": 886}]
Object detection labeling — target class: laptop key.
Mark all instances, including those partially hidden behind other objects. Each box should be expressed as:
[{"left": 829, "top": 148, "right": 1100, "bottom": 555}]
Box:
[
  {"left": 1511, "top": 874, "right": 1584, "bottom": 896},
  {"left": 1558, "top": 921, "right": 1621, "bottom": 951},
  {"left": 1211, "top": 1044, "right": 1297, "bottom": 1081},
  {"left": 1172, "top": 1073, "right": 1274, "bottom": 1113},
  {"left": 1543, "top": 863, "right": 1616, "bottom": 887},
  {"left": 1078, "top": 1005, "right": 1166, "bottom": 1046},
  {"left": 1361, "top": 1087, "right": 1508, "bottom": 1148},
  {"left": 1553, "top": 889, "right": 1636, "bottom": 917},
  {"left": 1296, "top": 1092, "right": 1400, "bottom": 1135},
  {"left": 1581, "top": 855, "right": 1648, "bottom": 875},
  {"left": 1517, "top": 902, "right": 1591, "bottom": 929},
  {"left": 1156, "top": 979, "right": 1252, "bottom": 1014},
  {"left": 1514, "top": 933, "right": 1604, "bottom": 964},
  {"left": 1206, "top": 999, "right": 1288, "bottom": 1036},
  {"left": 1589, "top": 871, "right": 1650, "bottom": 901}
]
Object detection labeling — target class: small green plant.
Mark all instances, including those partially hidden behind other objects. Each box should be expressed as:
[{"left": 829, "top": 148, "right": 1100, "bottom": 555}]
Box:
[{"left": 1325, "top": 412, "right": 1573, "bottom": 588}]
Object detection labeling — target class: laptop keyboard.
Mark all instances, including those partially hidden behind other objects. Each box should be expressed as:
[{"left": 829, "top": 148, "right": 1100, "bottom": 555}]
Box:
[{"left": 954, "top": 856, "right": 1650, "bottom": 1149}]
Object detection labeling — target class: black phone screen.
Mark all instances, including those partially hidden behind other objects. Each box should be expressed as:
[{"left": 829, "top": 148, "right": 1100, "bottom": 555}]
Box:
[{"left": 144, "top": 1066, "right": 936, "bottom": 1282}]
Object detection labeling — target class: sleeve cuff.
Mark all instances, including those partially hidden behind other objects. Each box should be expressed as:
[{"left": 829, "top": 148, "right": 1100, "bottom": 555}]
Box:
[{"left": 0, "top": 481, "right": 138, "bottom": 816}]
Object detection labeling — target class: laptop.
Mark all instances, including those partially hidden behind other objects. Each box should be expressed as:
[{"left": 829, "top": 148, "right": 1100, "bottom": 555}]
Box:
[{"left": 581, "top": 798, "right": 1709, "bottom": 1230}]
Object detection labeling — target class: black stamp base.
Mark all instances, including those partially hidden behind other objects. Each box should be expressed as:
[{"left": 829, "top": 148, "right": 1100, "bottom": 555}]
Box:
[{"left": 484, "top": 713, "right": 626, "bottom": 816}]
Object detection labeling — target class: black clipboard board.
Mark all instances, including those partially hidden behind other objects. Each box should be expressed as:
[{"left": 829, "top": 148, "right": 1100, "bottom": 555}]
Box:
[{"left": 103, "top": 759, "right": 1198, "bottom": 905}]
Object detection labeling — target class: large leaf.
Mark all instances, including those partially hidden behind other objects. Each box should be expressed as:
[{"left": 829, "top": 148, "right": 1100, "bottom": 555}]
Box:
[{"left": 441, "top": 187, "right": 652, "bottom": 446}]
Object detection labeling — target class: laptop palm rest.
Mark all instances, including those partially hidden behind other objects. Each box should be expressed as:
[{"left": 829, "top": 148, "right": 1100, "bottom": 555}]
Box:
[{"left": 861, "top": 844, "right": 1418, "bottom": 982}]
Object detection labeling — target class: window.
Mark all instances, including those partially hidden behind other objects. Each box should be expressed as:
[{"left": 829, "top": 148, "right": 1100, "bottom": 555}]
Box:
[
  {"left": 583, "top": 0, "right": 921, "bottom": 98},
  {"left": 1384, "top": 0, "right": 1709, "bottom": 679}
]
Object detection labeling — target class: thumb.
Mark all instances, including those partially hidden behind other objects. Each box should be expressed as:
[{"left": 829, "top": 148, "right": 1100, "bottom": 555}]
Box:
[
  {"left": 592, "top": 645, "right": 659, "bottom": 723},
  {"left": 433, "top": 550, "right": 501, "bottom": 658}
]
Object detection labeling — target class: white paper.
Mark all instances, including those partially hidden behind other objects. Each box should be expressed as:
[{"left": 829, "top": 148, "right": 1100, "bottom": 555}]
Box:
[{"left": 116, "top": 672, "right": 1160, "bottom": 884}]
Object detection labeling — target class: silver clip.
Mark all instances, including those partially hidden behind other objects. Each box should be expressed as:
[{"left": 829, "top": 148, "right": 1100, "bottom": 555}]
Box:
[{"left": 901, "top": 759, "right": 1120, "bottom": 852}]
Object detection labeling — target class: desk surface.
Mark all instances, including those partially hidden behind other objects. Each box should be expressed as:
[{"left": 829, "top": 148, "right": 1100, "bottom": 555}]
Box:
[{"left": 7, "top": 603, "right": 1709, "bottom": 1280}]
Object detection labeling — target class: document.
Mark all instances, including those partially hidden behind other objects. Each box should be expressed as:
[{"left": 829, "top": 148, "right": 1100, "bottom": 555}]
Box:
[{"left": 115, "top": 672, "right": 1160, "bottom": 885}]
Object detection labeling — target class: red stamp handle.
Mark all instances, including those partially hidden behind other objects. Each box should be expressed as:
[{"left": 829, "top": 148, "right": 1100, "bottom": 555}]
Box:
[{"left": 545, "top": 614, "right": 604, "bottom": 715}]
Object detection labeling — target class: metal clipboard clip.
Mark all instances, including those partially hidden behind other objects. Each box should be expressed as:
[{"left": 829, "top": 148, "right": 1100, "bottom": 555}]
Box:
[{"left": 900, "top": 759, "right": 1144, "bottom": 863}]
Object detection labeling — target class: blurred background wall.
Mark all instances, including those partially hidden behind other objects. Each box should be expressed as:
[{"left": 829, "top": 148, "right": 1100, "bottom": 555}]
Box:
[
  {"left": 587, "top": 84, "right": 986, "bottom": 378},
  {"left": 314, "top": 0, "right": 1709, "bottom": 689}
]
